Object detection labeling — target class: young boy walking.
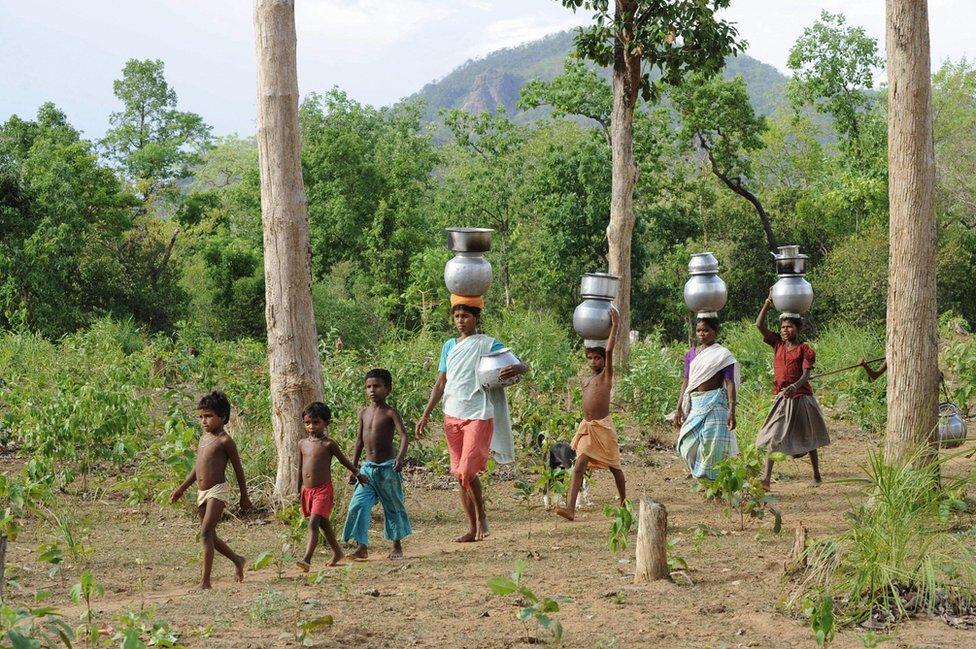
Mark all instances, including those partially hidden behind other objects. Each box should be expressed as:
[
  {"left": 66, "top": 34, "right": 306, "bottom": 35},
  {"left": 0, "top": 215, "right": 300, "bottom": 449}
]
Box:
[
  {"left": 170, "top": 391, "right": 251, "bottom": 590},
  {"left": 557, "top": 305, "right": 626, "bottom": 521},
  {"left": 297, "top": 402, "right": 364, "bottom": 570},
  {"left": 343, "top": 369, "right": 412, "bottom": 559}
]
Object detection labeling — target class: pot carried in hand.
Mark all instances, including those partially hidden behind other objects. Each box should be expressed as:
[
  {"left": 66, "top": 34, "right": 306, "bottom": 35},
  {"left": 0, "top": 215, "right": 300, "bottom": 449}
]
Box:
[
  {"left": 477, "top": 348, "right": 522, "bottom": 390},
  {"left": 683, "top": 252, "right": 727, "bottom": 315},
  {"left": 938, "top": 402, "right": 967, "bottom": 449},
  {"left": 573, "top": 272, "right": 619, "bottom": 339},
  {"left": 444, "top": 228, "right": 493, "bottom": 296},
  {"left": 770, "top": 245, "right": 813, "bottom": 314}
]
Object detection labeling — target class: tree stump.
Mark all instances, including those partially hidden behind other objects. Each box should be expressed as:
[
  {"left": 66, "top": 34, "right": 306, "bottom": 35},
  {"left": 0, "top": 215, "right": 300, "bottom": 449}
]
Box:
[
  {"left": 634, "top": 499, "right": 669, "bottom": 583},
  {"left": 785, "top": 521, "right": 808, "bottom": 575}
]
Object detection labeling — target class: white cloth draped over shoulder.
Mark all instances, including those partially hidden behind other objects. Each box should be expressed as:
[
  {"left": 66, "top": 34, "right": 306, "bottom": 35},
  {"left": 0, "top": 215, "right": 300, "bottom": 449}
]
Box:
[
  {"left": 680, "top": 343, "right": 741, "bottom": 417},
  {"left": 443, "top": 333, "right": 515, "bottom": 464}
]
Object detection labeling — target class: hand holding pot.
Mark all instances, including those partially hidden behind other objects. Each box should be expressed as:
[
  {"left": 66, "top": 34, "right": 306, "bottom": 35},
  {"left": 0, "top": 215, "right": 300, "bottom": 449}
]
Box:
[{"left": 497, "top": 363, "right": 528, "bottom": 382}]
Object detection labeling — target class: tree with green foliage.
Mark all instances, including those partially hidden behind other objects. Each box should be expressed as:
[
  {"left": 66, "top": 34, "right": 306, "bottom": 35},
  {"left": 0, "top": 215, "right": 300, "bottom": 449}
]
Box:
[
  {"left": 671, "top": 73, "right": 776, "bottom": 251},
  {"left": 787, "top": 11, "right": 884, "bottom": 159},
  {"left": 555, "top": 0, "right": 743, "bottom": 366},
  {"left": 0, "top": 103, "right": 185, "bottom": 336},
  {"left": 520, "top": 57, "right": 613, "bottom": 144},
  {"left": 101, "top": 59, "right": 212, "bottom": 208}
]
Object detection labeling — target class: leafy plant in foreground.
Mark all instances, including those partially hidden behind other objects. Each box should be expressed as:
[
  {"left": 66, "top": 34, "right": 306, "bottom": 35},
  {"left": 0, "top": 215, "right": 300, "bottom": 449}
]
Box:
[
  {"left": 699, "top": 449, "right": 783, "bottom": 533},
  {"left": 604, "top": 499, "right": 634, "bottom": 553},
  {"left": 0, "top": 599, "right": 73, "bottom": 649},
  {"left": 804, "top": 594, "right": 836, "bottom": 647},
  {"left": 69, "top": 571, "right": 103, "bottom": 646},
  {"left": 487, "top": 559, "right": 571, "bottom": 646}
]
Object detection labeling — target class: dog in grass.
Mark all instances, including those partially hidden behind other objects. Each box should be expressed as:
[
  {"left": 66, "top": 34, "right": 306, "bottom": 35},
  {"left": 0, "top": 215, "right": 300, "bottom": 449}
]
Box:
[{"left": 541, "top": 440, "right": 591, "bottom": 510}]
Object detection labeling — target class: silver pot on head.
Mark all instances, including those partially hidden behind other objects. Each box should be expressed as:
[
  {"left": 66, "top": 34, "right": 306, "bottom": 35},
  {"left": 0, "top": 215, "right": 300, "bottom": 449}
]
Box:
[
  {"left": 580, "top": 272, "right": 619, "bottom": 299},
  {"left": 684, "top": 274, "right": 727, "bottom": 313},
  {"left": 573, "top": 297, "right": 613, "bottom": 339},
  {"left": 444, "top": 252, "right": 492, "bottom": 296},
  {"left": 446, "top": 227, "right": 493, "bottom": 253},
  {"left": 771, "top": 275, "right": 814, "bottom": 314},
  {"left": 477, "top": 348, "right": 522, "bottom": 390}
]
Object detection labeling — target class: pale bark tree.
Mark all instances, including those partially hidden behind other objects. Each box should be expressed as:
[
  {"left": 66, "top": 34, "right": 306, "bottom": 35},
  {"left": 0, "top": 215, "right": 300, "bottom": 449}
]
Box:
[
  {"left": 883, "top": 0, "right": 939, "bottom": 465},
  {"left": 254, "top": 0, "right": 324, "bottom": 502},
  {"left": 558, "top": 0, "right": 742, "bottom": 367}
]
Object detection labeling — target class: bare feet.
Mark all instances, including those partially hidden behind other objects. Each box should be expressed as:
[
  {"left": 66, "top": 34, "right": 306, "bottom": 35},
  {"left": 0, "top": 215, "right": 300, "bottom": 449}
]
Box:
[
  {"left": 479, "top": 517, "right": 490, "bottom": 537},
  {"left": 350, "top": 545, "right": 369, "bottom": 561},
  {"left": 455, "top": 529, "right": 479, "bottom": 543},
  {"left": 760, "top": 480, "right": 771, "bottom": 491},
  {"left": 328, "top": 550, "right": 344, "bottom": 566},
  {"left": 191, "top": 582, "right": 212, "bottom": 592},
  {"left": 555, "top": 505, "right": 575, "bottom": 521},
  {"left": 296, "top": 560, "right": 310, "bottom": 573},
  {"left": 388, "top": 541, "right": 403, "bottom": 560},
  {"left": 233, "top": 555, "right": 247, "bottom": 582},
  {"left": 812, "top": 475, "right": 823, "bottom": 486}
]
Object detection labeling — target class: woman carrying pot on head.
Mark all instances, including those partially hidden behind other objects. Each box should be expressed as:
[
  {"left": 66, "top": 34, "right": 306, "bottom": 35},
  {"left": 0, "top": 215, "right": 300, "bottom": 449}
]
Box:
[
  {"left": 755, "top": 290, "right": 830, "bottom": 489},
  {"left": 416, "top": 295, "right": 528, "bottom": 542},
  {"left": 675, "top": 314, "right": 740, "bottom": 480}
]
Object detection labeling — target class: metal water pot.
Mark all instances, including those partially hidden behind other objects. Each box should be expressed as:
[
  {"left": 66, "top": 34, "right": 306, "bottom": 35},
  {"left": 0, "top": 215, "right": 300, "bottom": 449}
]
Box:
[
  {"left": 477, "top": 348, "right": 522, "bottom": 390},
  {"left": 684, "top": 274, "right": 728, "bottom": 313},
  {"left": 446, "top": 227, "right": 493, "bottom": 253},
  {"left": 771, "top": 275, "right": 814, "bottom": 314},
  {"left": 938, "top": 402, "right": 967, "bottom": 449},
  {"left": 580, "top": 272, "right": 620, "bottom": 299},
  {"left": 684, "top": 252, "right": 727, "bottom": 313},
  {"left": 444, "top": 252, "right": 492, "bottom": 297},
  {"left": 573, "top": 297, "right": 613, "bottom": 339},
  {"left": 773, "top": 245, "right": 809, "bottom": 275},
  {"left": 687, "top": 252, "right": 719, "bottom": 275}
]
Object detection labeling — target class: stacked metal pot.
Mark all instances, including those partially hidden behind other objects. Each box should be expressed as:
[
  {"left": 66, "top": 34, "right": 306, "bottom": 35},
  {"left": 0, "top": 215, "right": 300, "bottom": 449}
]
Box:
[
  {"left": 444, "top": 228, "right": 493, "bottom": 297},
  {"left": 770, "top": 245, "right": 814, "bottom": 314},
  {"left": 572, "top": 272, "right": 620, "bottom": 344},
  {"left": 683, "top": 252, "right": 727, "bottom": 316}
]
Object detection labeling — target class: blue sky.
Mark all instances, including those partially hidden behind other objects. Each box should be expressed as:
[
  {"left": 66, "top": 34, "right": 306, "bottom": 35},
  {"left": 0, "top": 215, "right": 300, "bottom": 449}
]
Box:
[{"left": 2, "top": 0, "right": 974, "bottom": 139}]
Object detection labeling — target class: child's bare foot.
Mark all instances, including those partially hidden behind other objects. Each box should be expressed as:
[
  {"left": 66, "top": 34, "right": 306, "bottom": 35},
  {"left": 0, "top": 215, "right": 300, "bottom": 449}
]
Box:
[
  {"left": 388, "top": 541, "right": 403, "bottom": 560},
  {"left": 455, "top": 529, "right": 479, "bottom": 542},
  {"left": 191, "top": 582, "right": 212, "bottom": 592},
  {"left": 812, "top": 475, "right": 823, "bottom": 486},
  {"left": 555, "top": 505, "right": 575, "bottom": 521},
  {"left": 296, "top": 560, "right": 311, "bottom": 573},
  {"left": 479, "top": 517, "right": 490, "bottom": 537},
  {"left": 350, "top": 545, "right": 369, "bottom": 561},
  {"left": 233, "top": 556, "right": 247, "bottom": 582},
  {"left": 760, "top": 480, "right": 771, "bottom": 491},
  {"left": 328, "top": 550, "right": 344, "bottom": 566}
]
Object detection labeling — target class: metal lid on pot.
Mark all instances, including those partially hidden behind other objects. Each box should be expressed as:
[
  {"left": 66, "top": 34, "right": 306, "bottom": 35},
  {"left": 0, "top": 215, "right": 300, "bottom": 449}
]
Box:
[
  {"left": 688, "top": 252, "right": 719, "bottom": 275},
  {"left": 446, "top": 227, "right": 494, "bottom": 252}
]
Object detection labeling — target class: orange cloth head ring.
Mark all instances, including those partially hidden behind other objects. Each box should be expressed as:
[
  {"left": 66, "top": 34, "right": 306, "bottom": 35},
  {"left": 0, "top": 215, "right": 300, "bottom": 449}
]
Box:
[{"left": 450, "top": 294, "right": 485, "bottom": 310}]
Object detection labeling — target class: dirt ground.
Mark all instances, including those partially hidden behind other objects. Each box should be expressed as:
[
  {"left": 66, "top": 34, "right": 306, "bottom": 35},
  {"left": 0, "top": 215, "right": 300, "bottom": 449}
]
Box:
[{"left": 7, "top": 418, "right": 976, "bottom": 649}]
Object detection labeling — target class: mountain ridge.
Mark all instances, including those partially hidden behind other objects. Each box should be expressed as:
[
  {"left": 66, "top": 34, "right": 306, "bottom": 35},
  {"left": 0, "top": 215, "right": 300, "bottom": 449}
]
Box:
[{"left": 405, "top": 30, "right": 790, "bottom": 124}]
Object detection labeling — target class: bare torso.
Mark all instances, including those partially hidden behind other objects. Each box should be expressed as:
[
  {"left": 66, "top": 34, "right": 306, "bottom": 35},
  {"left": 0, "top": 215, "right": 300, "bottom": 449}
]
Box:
[
  {"left": 690, "top": 345, "right": 724, "bottom": 393},
  {"left": 360, "top": 404, "right": 397, "bottom": 464},
  {"left": 299, "top": 436, "right": 336, "bottom": 488},
  {"left": 582, "top": 370, "right": 612, "bottom": 421},
  {"left": 195, "top": 432, "right": 231, "bottom": 490}
]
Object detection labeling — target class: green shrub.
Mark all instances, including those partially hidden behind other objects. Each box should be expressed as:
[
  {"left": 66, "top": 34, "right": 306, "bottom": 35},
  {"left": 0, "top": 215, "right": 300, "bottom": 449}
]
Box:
[{"left": 615, "top": 332, "right": 682, "bottom": 428}]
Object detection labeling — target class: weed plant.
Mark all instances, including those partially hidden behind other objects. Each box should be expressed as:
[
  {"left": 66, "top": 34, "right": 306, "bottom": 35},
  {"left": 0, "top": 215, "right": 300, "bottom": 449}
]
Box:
[{"left": 784, "top": 451, "right": 976, "bottom": 627}]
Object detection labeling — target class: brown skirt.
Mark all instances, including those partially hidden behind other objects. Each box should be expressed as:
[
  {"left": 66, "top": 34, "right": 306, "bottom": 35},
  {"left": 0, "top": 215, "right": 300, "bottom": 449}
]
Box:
[{"left": 755, "top": 394, "right": 830, "bottom": 456}]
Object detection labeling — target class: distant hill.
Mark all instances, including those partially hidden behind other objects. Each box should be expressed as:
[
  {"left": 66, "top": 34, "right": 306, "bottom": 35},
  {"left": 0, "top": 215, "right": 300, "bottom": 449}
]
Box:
[{"left": 406, "top": 30, "right": 790, "bottom": 125}]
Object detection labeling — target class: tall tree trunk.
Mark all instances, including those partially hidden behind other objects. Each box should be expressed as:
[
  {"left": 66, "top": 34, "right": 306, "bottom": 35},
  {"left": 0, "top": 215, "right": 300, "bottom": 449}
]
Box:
[
  {"left": 254, "top": 0, "right": 324, "bottom": 503},
  {"left": 608, "top": 0, "right": 640, "bottom": 368},
  {"left": 884, "top": 0, "right": 939, "bottom": 465}
]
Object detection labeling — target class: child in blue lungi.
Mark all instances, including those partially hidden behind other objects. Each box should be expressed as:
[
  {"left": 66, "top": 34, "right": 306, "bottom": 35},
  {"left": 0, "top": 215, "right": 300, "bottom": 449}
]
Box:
[{"left": 343, "top": 369, "right": 412, "bottom": 560}]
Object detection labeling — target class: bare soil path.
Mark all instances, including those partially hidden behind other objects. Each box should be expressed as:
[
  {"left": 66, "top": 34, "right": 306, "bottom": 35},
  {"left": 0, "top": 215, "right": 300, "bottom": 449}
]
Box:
[{"left": 8, "top": 421, "right": 975, "bottom": 648}]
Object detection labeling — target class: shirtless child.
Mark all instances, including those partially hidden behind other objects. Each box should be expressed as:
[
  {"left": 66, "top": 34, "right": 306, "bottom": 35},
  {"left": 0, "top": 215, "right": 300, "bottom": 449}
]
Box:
[
  {"left": 556, "top": 305, "right": 626, "bottom": 521},
  {"left": 170, "top": 391, "right": 251, "bottom": 590},
  {"left": 296, "top": 402, "right": 364, "bottom": 570},
  {"left": 342, "top": 369, "right": 412, "bottom": 560}
]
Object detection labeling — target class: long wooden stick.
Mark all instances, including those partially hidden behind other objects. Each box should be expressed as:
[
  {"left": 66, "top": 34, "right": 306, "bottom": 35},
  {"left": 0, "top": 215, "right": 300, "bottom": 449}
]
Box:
[{"left": 809, "top": 357, "right": 885, "bottom": 381}]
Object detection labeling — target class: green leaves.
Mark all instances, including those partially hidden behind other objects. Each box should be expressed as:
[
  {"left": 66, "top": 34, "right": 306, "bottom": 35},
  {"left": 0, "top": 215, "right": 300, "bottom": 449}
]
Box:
[
  {"left": 804, "top": 595, "right": 836, "bottom": 646},
  {"left": 296, "top": 615, "right": 333, "bottom": 646},
  {"left": 251, "top": 551, "right": 274, "bottom": 571},
  {"left": 487, "top": 560, "right": 570, "bottom": 645},
  {"left": 604, "top": 499, "right": 635, "bottom": 553}
]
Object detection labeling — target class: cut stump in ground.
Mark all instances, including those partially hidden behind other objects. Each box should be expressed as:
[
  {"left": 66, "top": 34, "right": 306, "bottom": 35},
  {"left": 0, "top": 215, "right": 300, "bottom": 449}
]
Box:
[
  {"left": 785, "top": 521, "right": 808, "bottom": 575},
  {"left": 634, "top": 499, "right": 669, "bottom": 583}
]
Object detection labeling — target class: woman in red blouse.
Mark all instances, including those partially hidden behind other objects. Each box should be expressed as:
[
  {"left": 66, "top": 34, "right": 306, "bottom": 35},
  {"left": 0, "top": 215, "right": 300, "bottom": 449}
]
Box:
[{"left": 754, "top": 291, "right": 830, "bottom": 489}]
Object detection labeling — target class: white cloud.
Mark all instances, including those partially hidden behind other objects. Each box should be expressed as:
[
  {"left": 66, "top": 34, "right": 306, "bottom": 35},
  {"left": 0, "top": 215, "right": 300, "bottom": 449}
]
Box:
[
  {"left": 298, "top": 0, "right": 456, "bottom": 50},
  {"left": 471, "top": 13, "right": 587, "bottom": 56}
]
